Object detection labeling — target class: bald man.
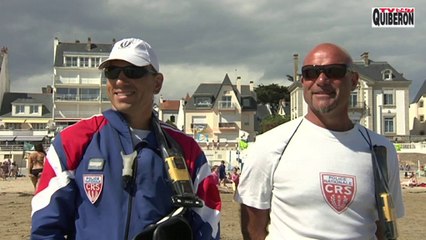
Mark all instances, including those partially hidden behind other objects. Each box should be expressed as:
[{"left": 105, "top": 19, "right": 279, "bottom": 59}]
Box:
[{"left": 237, "top": 43, "right": 404, "bottom": 239}]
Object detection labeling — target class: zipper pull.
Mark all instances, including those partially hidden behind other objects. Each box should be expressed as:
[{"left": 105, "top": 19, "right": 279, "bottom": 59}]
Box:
[{"left": 121, "top": 151, "right": 137, "bottom": 188}]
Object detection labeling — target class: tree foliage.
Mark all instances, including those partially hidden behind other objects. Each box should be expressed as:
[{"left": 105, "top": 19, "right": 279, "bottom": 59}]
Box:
[
  {"left": 255, "top": 84, "right": 289, "bottom": 114},
  {"left": 259, "top": 115, "right": 290, "bottom": 134}
]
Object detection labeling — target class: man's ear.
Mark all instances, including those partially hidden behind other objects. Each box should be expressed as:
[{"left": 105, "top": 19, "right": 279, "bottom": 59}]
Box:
[{"left": 153, "top": 73, "right": 164, "bottom": 94}]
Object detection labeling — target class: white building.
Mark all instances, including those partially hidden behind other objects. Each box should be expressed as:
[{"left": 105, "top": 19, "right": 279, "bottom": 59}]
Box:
[{"left": 52, "top": 37, "right": 113, "bottom": 130}]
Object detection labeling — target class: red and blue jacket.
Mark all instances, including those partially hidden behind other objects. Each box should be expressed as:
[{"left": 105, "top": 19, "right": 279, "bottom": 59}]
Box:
[{"left": 31, "top": 109, "right": 221, "bottom": 240}]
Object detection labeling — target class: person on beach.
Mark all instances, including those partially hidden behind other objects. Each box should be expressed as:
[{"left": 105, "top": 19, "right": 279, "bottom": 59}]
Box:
[
  {"left": 27, "top": 143, "right": 46, "bottom": 190},
  {"left": 30, "top": 37, "right": 221, "bottom": 240},
  {"left": 237, "top": 43, "right": 405, "bottom": 239}
]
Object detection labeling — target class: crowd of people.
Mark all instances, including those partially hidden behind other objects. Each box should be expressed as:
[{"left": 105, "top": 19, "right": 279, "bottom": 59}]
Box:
[
  {"left": 211, "top": 162, "right": 241, "bottom": 199},
  {"left": 0, "top": 159, "right": 19, "bottom": 180}
]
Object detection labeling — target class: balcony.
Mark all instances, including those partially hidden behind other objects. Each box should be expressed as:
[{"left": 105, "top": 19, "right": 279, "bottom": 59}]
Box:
[
  {"left": 218, "top": 122, "right": 238, "bottom": 131},
  {"left": 191, "top": 123, "right": 208, "bottom": 131},
  {"left": 349, "top": 101, "right": 366, "bottom": 114},
  {"left": 54, "top": 110, "right": 100, "bottom": 119},
  {"left": 218, "top": 101, "right": 236, "bottom": 111},
  {"left": 55, "top": 94, "right": 109, "bottom": 102}
]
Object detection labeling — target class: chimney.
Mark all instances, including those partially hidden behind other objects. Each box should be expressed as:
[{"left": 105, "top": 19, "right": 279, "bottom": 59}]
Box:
[
  {"left": 249, "top": 81, "right": 254, "bottom": 92},
  {"left": 86, "top": 37, "right": 92, "bottom": 51},
  {"left": 236, "top": 76, "right": 242, "bottom": 93},
  {"left": 112, "top": 38, "right": 116, "bottom": 44},
  {"left": 361, "top": 52, "right": 369, "bottom": 66},
  {"left": 293, "top": 53, "right": 299, "bottom": 81}
]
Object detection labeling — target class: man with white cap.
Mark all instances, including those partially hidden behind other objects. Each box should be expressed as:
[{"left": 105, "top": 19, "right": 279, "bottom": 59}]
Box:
[{"left": 31, "top": 38, "right": 221, "bottom": 240}]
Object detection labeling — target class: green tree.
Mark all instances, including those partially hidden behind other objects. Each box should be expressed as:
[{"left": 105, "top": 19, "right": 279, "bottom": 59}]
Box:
[
  {"left": 259, "top": 115, "right": 290, "bottom": 134},
  {"left": 255, "top": 84, "right": 289, "bottom": 114}
]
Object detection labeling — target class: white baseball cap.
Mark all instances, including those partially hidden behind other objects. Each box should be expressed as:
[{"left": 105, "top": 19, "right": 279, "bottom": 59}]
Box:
[{"left": 99, "top": 38, "right": 159, "bottom": 72}]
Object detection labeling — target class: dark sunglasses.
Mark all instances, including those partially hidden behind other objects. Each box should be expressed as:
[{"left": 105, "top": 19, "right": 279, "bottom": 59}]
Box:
[
  {"left": 301, "top": 64, "right": 350, "bottom": 80},
  {"left": 104, "top": 66, "right": 156, "bottom": 79}
]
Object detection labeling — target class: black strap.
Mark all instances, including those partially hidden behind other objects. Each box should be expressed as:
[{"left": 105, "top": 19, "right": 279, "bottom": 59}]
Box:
[
  {"left": 360, "top": 127, "right": 398, "bottom": 240},
  {"left": 272, "top": 119, "right": 304, "bottom": 181}
]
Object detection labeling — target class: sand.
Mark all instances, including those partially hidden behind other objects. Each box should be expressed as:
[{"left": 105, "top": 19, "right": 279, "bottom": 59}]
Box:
[{"left": 1, "top": 152, "right": 425, "bottom": 240}]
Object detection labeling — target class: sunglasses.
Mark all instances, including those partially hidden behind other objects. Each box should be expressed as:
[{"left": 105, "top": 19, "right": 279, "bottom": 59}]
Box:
[
  {"left": 104, "top": 66, "right": 156, "bottom": 79},
  {"left": 301, "top": 64, "right": 350, "bottom": 80}
]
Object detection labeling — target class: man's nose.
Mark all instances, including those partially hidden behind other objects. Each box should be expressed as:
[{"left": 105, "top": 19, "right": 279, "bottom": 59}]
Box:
[{"left": 315, "top": 72, "right": 330, "bottom": 85}]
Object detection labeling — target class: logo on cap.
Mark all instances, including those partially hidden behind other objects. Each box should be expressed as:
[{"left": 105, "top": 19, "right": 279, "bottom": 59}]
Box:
[
  {"left": 320, "top": 173, "right": 356, "bottom": 213},
  {"left": 119, "top": 40, "right": 133, "bottom": 49}
]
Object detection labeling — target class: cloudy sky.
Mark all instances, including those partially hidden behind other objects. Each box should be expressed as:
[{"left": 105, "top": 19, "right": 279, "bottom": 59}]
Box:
[{"left": 1, "top": 0, "right": 425, "bottom": 100}]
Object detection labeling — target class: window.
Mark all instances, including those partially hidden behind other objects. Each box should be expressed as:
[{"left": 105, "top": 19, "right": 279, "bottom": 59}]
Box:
[
  {"left": 383, "top": 90, "right": 394, "bottom": 106},
  {"left": 242, "top": 98, "right": 251, "bottom": 107},
  {"left": 32, "top": 123, "right": 47, "bottom": 130},
  {"left": 101, "top": 90, "right": 109, "bottom": 101},
  {"left": 91, "top": 57, "right": 101, "bottom": 68},
  {"left": 15, "top": 105, "right": 25, "bottom": 114},
  {"left": 420, "top": 115, "right": 424, "bottom": 122},
  {"left": 30, "top": 105, "right": 39, "bottom": 114},
  {"left": 192, "top": 116, "right": 206, "bottom": 124},
  {"left": 6, "top": 123, "right": 20, "bottom": 130},
  {"left": 384, "top": 117, "right": 394, "bottom": 133},
  {"left": 65, "top": 56, "right": 78, "bottom": 67},
  {"left": 194, "top": 97, "right": 212, "bottom": 107},
  {"left": 191, "top": 116, "right": 207, "bottom": 130},
  {"left": 419, "top": 101, "right": 424, "bottom": 108},
  {"left": 56, "top": 88, "right": 77, "bottom": 100},
  {"left": 382, "top": 69, "right": 393, "bottom": 80},
  {"left": 80, "top": 89, "right": 100, "bottom": 101},
  {"left": 349, "top": 92, "right": 358, "bottom": 108},
  {"left": 80, "top": 57, "right": 89, "bottom": 67},
  {"left": 220, "top": 96, "right": 232, "bottom": 108}
]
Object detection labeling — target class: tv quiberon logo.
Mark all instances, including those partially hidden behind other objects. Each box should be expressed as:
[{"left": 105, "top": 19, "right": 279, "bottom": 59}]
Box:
[{"left": 372, "top": 7, "right": 415, "bottom": 28}]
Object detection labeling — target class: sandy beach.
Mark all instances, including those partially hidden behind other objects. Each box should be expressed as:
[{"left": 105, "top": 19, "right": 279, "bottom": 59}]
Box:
[{"left": 1, "top": 152, "right": 425, "bottom": 240}]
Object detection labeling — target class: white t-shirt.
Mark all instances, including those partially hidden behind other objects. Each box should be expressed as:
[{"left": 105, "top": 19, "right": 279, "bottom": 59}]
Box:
[
  {"left": 237, "top": 118, "right": 405, "bottom": 240},
  {"left": 130, "top": 128, "right": 150, "bottom": 146}
]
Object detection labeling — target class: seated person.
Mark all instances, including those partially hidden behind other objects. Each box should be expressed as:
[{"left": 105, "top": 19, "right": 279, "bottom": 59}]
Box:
[{"left": 401, "top": 174, "right": 418, "bottom": 187}]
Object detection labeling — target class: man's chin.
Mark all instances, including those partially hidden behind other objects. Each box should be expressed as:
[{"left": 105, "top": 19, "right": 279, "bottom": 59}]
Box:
[{"left": 112, "top": 103, "right": 133, "bottom": 113}]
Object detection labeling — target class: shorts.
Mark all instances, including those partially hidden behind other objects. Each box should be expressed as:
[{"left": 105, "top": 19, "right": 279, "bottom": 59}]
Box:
[{"left": 31, "top": 168, "right": 43, "bottom": 178}]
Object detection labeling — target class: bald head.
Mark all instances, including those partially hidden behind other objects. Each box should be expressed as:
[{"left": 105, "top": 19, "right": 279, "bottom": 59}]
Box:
[{"left": 303, "top": 43, "right": 353, "bottom": 67}]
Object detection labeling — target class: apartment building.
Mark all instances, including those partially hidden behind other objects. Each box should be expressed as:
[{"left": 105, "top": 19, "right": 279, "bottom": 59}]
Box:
[
  {"left": 53, "top": 37, "right": 113, "bottom": 130},
  {"left": 289, "top": 52, "right": 411, "bottom": 140}
]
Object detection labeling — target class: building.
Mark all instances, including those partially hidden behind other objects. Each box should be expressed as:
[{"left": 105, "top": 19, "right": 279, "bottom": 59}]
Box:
[
  {"left": 0, "top": 48, "right": 54, "bottom": 168},
  {"left": 52, "top": 37, "right": 113, "bottom": 130},
  {"left": 289, "top": 52, "right": 411, "bottom": 141},
  {"left": 183, "top": 74, "right": 257, "bottom": 165},
  {"left": 158, "top": 96, "right": 181, "bottom": 129},
  {"left": 409, "top": 79, "right": 426, "bottom": 139}
]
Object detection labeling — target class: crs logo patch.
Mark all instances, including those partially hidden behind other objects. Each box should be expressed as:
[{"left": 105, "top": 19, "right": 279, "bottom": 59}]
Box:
[
  {"left": 320, "top": 173, "right": 357, "bottom": 213},
  {"left": 83, "top": 174, "right": 104, "bottom": 204}
]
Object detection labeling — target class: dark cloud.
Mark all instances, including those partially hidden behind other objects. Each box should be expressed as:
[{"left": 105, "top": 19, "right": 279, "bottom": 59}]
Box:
[{"left": 1, "top": 0, "right": 424, "bottom": 99}]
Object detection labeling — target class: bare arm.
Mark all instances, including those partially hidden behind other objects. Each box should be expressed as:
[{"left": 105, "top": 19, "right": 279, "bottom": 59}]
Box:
[
  {"left": 240, "top": 204, "right": 270, "bottom": 240},
  {"left": 28, "top": 154, "right": 34, "bottom": 172}
]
